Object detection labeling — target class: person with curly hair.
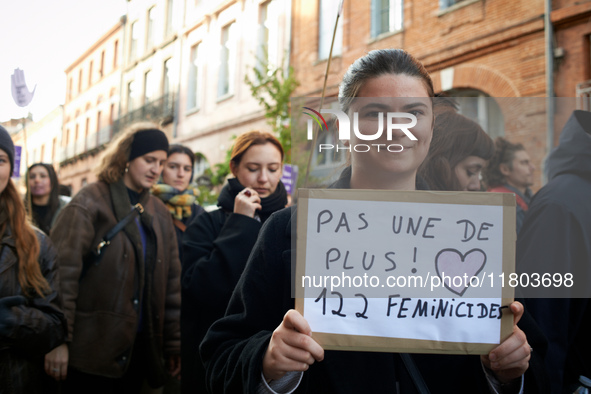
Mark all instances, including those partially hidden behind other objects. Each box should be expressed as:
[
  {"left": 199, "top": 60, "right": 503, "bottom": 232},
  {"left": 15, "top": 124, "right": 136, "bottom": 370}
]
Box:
[{"left": 46, "top": 122, "right": 181, "bottom": 393}]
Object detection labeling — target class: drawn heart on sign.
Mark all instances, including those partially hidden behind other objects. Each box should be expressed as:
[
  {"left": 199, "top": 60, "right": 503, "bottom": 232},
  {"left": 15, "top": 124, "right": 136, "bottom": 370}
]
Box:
[{"left": 434, "top": 248, "right": 487, "bottom": 296}]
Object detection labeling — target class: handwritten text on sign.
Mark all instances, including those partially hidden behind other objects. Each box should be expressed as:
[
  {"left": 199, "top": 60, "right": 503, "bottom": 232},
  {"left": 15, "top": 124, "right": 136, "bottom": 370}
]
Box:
[{"left": 295, "top": 189, "right": 515, "bottom": 353}]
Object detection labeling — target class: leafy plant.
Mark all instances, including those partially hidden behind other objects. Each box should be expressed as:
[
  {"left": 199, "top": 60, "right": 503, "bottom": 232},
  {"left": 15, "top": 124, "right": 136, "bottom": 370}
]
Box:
[
  {"left": 204, "top": 56, "right": 299, "bottom": 193},
  {"left": 244, "top": 55, "right": 299, "bottom": 162}
]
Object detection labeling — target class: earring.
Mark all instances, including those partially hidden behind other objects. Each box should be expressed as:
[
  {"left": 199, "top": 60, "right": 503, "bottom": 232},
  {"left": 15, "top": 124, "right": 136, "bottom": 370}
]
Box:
[{"left": 125, "top": 166, "right": 129, "bottom": 173}]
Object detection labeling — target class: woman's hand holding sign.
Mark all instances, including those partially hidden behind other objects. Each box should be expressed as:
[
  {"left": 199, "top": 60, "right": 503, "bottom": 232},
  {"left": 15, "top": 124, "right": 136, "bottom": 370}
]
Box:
[
  {"left": 481, "top": 301, "right": 531, "bottom": 384},
  {"left": 262, "top": 309, "right": 324, "bottom": 382}
]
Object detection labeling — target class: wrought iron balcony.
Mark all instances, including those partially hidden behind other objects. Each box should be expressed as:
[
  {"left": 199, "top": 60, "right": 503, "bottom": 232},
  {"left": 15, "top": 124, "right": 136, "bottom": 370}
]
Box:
[
  {"left": 112, "top": 92, "right": 175, "bottom": 137},
  {"left": 60, "top": 92, "right": 176, "bottom": 165}
]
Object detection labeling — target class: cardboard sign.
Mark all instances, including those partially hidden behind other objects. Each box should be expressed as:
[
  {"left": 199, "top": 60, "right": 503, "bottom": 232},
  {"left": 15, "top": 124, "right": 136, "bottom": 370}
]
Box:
[{"left": 295, "top": 189, "right": 515, "bottom": 354}]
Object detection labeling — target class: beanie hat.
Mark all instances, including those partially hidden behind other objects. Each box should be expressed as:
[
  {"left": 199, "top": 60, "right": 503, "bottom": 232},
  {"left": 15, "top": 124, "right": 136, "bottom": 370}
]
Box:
[
  {"left": 128, "top": 128, "right": 169, "bottom": 161},
  {"left": 0, "top": 125, "right": 15, "bottom": 175}
]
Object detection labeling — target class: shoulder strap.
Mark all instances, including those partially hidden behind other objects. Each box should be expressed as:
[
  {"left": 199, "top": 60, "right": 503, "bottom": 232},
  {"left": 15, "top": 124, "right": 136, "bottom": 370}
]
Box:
[
  {"left": 94, "top": 203, "right": 144, "bottom": 256},
  {"left": 173, "top": 218, "right": 186, "bottom": 232},
  {"left": 489, "top": 186, "right": 529, "bottom": 212},
  {"left": 400, "top": 353, "right": 431, "bottom": 394}
]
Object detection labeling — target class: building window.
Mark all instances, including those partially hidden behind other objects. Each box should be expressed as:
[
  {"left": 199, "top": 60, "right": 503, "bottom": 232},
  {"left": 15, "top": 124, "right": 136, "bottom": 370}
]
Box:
[
  {"left": 314, "top": 130, "right": 346, "bottom": 167},
  {"left": 78, "top": 69, "right": 83, "bottom": 93},
  {"left": 127, "top": 80, "right": 138, "bottom": 112},
  {"left": 114, "top": 40, "right": 119, "bottom": 67},
  {"left": 165, "top": 0, "right": 176, "bottom": 37},
  {"left": 439, "top": 0, "right": 467, "bottom": 9},
  {"left": 258, "top": 2, "right": 270, "bottom": 68},
  {"left": 218, "top": 22, "right": 236, "bottom": 98},
  {"left": 187, "top": 43, "right": 201, "bottom": 110},
  {"left": 130, "top": 21, "right": 139, "bottom": 61},
  {"left": 88, "top": 61, "right": 93, "bottom": 86},
  {"left": 109, "top": 103, "right": 115, "bottom": 124},
  {"left": 371, "top": 0, "right": 403, "bottom": 37},
  {"left": 97, "top": 110, "right": 102, "bottom": 131},
  {"left": 146, "top": 6, "right": 157, "bottom": 50},
  {"left": 144, "top": 70, "right": 155, "bottom": 104},
  {"left": 318, "top": 0, "right": 343, "bottom": 60},
  {"left": 163, "top": 58, "right": 173, "bottom": 96},
  {"left": 100, "top": 50, "right": 105, "bottom": 76},
  {"left": 52, "top": 138, "right": 57, "bottom": 162},
  {"left": 194, "top": 153, "right": 209, "bottom": 178},
  {"left": 67, "top": 78, "right": 73, "bottom": 101},
  {"left": 445, "top": 88, "right": 505, "bottom": 139}
]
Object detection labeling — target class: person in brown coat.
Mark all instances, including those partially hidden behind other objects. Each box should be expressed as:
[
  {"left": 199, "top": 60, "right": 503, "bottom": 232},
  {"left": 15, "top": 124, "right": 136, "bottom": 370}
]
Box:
[
  {"left": 45, "top": 122, "right": 181, "bottom": 393},
  {"left": 0, "top": 125, "right": 66, "bottom": 394}
]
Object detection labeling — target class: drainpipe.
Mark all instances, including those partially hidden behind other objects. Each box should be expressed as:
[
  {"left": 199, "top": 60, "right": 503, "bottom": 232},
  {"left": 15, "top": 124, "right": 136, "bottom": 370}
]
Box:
[
  {"left": 544, "top": 0, "right": 554, "bottom": 183},
  {"left": 173, "top": 0, "right": 187, "bottom": 140},
  {"left": 285, "top": 0, "right": 292, "bottom": 76},
  {"left": 117, "top": 7, "right": 129, "bottom": 137}
]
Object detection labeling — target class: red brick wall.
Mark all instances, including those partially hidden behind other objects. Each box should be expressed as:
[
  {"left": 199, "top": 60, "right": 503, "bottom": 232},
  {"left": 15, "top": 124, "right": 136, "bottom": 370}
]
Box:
[{"left": 291, "top": 0, "right": 550, "bottom": 190}]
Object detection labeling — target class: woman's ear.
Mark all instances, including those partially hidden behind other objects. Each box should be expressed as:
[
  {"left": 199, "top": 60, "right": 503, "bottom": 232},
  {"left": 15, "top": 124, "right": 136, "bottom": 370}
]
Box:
[
  {"left": 499, "top": 163, "right": 511, "bottom": 177},
  {"left": 229, "top": 160, "right": 237, "bottom": 177}
]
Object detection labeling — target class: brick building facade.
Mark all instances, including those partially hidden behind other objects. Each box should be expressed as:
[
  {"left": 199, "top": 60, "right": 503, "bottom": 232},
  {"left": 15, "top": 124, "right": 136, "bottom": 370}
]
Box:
[{"left": 290, "top": 0, "right": 570, "bottom": 191}]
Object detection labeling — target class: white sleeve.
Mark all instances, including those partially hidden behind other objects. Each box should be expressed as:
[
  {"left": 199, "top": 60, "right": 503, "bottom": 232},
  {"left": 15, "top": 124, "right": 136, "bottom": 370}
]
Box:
[
  {"left": 482, "top": 362, "right": 524, "bottom": 394},
  {"left": 256, "top": 371, "right": 304, "bottom": 394}
]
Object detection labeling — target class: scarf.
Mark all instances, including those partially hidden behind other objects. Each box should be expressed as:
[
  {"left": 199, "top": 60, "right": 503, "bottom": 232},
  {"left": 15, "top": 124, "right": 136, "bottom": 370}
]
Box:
[
  {"left": 217, "top": 178, "right": 288, "bottom": 224},
  {"left": 151, "top": 183, "right": 199, "bottom": 220}
]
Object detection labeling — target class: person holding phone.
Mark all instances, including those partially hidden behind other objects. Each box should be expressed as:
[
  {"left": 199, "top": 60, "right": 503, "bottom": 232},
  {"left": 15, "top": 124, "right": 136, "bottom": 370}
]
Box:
[{"left": 180, "top": 130, "right": 288, "bottom": 393}]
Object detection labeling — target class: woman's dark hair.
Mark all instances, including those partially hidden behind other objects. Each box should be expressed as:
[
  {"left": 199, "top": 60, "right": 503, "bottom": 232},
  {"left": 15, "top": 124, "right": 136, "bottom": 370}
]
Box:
[
  {"left": 168, "top": 144, "right": 195, "bottom": 166},
  {"left": 167, "top": 144, "right": 196, "bottom": 184},
  {"left": 482, "top": 137, "right": 525, "bottom": 188},
  {"left": 339, "top": 48, "right": 435, "bottom": 113},
  {"left": 230, "top": 131, "right": 284, "bottom": 169},
  {"left": 419, "top": 111, "right": 494, "bottom": 191},
  {"left": 25, "top": 163, "right": 60, "bottom": 231}
]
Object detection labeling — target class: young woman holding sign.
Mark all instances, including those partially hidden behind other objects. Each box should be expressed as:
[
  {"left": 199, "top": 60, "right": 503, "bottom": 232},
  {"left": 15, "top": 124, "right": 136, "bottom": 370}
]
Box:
[{"left": 199, "top": 49, "right": 532, "bottom": 393}]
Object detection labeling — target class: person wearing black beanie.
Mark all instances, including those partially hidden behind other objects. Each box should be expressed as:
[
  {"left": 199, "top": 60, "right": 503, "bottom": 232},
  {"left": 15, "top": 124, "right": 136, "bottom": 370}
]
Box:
[
  {"left": 0, "top": 125, "right": 15, "bottom": 175},
  {"left": 46, "top": 122, "right": 181, "bottom": 393}
]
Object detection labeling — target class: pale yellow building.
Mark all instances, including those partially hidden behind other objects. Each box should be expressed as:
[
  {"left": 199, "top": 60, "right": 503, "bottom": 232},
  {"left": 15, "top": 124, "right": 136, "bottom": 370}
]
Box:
[
  {"left": 60, "top": 18, "right": 125, "bottom": 194},
  {"left": 10, "top": 106, "right": 63, "bottom": 186},
  {"left": 120, "top": 0, "right": 183, "bottom": 138},
  {"left": 175, "top": 0, "right": 292, "bottom": 172}
]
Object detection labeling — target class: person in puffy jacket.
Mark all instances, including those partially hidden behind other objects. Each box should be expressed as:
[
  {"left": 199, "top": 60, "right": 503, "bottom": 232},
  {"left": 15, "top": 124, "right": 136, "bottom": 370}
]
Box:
[{"left": 46, "top": 122, "right": 181, "bottom": 394}]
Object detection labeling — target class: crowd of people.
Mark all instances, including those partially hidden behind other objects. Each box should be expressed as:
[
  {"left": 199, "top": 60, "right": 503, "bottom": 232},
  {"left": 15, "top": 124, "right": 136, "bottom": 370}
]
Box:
[{"left": 0, "top": 47, "right": 589, "bottom": 394}]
